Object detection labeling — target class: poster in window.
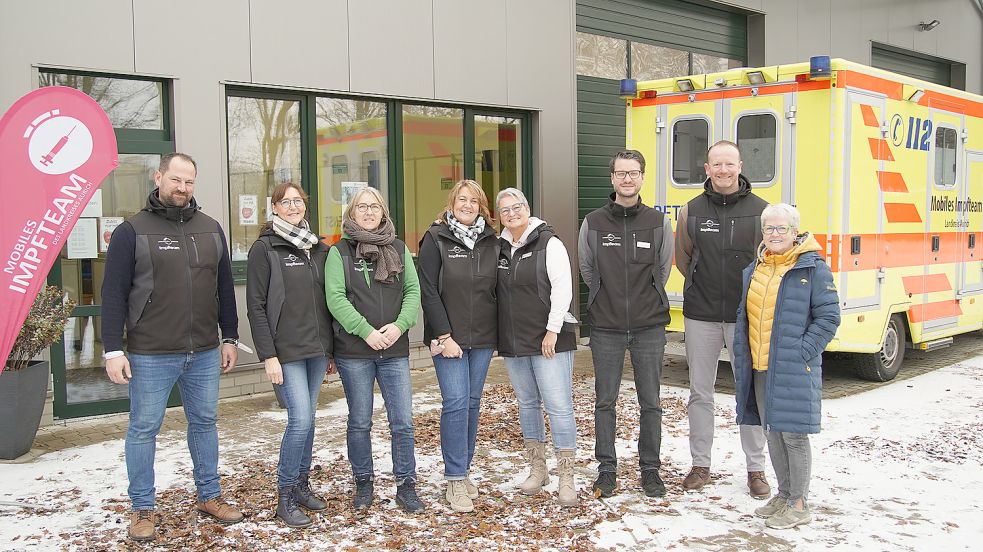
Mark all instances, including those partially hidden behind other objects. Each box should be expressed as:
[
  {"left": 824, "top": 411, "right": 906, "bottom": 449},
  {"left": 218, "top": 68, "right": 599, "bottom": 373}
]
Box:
[
  {"left": 239, "top": 194, "right": 258, "bottom": 225},
  {"left": 99, "top": 216, "right": 123, "bottom": 252},
  {"left": 67, "top": 218, "right": 99, "bottom": 259}
]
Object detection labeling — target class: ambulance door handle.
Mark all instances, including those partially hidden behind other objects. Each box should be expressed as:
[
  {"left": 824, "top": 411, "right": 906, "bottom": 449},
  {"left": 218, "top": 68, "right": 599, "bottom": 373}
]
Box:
[
  {"left": 785, "top": 105, "right": 797, "bottom": 124},
  {"left": 880, "top": 123, "right": 889, "bottom": 137},
  {"left": 877, "top": 268, "right": 887, "bottom": 281},
  {"left": 655, "top": 117, "right": 665, "bottom": 134}
]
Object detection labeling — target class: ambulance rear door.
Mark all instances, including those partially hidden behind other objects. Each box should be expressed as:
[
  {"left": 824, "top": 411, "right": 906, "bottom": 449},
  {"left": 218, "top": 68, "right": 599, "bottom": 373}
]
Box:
[
  {"left": 959, "top": 151, "right": 983, "bottom": 296},
  {"left": 721, "top": 88, "right": 794, "bottom": 206}
]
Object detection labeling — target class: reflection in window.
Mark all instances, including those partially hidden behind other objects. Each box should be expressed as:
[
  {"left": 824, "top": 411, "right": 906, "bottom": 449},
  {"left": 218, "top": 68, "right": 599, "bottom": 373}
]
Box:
[
  {"left": 631, "top": 43, "right": 690, "bottom": 81},
  {"left": 39, "top": 72, "right": 164, "bottom": 130},
  {"left": 576, "top": 32, "right": 627, "bottom": 79},
  {"left": 475, "top": 115, "right": 522, "bottom": 221},
  {"left": 691, "top": 53, "right": 744, "bottom": 74},
  {"left": 736, "top": 114, "right": 777, "bottom": 183},
  {"left": 316, "top": 98, "right": 388, "bottom": 243},
  {"left": 226, "top": 96, "right": 302, "bottom": 260},
  {"left": 935, "top": 127, "right": 957, "bottom": 187},
  {"left": 672, "top": 119, "right": 709, "bottom": 185},
  {"left": 403, "top": 105, "right": 464, "bottom": 252}
]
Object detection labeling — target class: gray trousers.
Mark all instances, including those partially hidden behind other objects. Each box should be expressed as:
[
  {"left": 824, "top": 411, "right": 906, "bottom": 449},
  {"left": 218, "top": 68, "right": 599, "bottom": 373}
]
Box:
[
  {"left": 684, "top": 317, "right": 767, "bottom": 471},
  {"left": 753, "top": 370, "right": 811, "bottom": 505}
]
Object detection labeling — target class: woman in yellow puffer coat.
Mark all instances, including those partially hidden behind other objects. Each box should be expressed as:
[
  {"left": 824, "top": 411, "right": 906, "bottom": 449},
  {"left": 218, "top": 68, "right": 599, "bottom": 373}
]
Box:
[{"left": 733, "top": 203, "right": 841, "bottom": 531}]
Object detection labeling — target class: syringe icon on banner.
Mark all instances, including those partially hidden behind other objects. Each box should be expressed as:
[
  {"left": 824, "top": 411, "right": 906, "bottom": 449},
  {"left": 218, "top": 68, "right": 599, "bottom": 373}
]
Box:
[{"left": 39, "top": 125, "right": 76, "bottom": 167}]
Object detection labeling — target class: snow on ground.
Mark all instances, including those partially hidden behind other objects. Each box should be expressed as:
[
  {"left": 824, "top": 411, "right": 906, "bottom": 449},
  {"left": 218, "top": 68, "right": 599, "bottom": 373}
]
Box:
[{"left": 1, "top": 356, "right": 982, "bottom": 551}]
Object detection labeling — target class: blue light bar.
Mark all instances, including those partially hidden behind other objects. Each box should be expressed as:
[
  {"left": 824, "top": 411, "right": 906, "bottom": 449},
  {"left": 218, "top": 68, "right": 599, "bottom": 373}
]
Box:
[
  {"left": 619, "top": 79, "right": 638, "bottom": 99},
  {"left": 810, "top": 55, "right": 831, "bottom": 78}
]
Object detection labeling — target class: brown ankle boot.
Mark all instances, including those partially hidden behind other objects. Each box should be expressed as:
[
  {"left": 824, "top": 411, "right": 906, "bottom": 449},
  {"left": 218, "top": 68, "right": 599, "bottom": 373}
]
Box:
[
  {"left": 196, "top": 497, "right": 244, "bottom": 524},
  {"left": 127, "top": 510, "right": 155, "bottom": 541},
  {"left": 682, "top": 466, "right": 710, "bottom": 491},
  {"left": 747, "top": 471, "right": 771, "bottom": 499}
]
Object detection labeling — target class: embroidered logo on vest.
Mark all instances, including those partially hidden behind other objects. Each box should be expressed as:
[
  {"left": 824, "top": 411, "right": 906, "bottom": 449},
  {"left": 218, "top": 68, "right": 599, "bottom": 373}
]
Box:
[
  {"left": 447, "top": 245, "right": 468, "bottom": 259},
  {"left": 157, "top": 237, "right": 180, "bottom": 251},
  {"left": 699, "top": 219, "right": 720, "bottom": 233},
  {"left": 283, "top": 254, "right": 305, "bottom": 267},
  {"left": 601, "top": 233, "right": 622, "bottom": 247}
]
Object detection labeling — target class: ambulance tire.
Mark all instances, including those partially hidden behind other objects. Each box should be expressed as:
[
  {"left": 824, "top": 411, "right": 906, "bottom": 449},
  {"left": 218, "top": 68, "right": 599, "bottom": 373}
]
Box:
[{"left": 854, "top": 314, "right": 906, "bottom": 382}]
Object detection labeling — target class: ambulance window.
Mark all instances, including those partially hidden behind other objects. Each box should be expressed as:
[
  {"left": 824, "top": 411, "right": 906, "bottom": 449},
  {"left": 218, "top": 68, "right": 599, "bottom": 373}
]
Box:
[
  {"left": 736, "top": 114, "right": 777, "bottom": 183},
  {"left": 934, "top": 127, "right": 957, "bottom": 188},
  {"left": 672, "top": 119, "right": 709, "bottom": 185}
]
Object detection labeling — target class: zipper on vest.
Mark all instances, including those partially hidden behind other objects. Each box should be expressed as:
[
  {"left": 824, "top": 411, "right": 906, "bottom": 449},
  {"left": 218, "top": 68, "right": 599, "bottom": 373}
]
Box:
[
  {"left": 309, "top": 252, "right": 326, "bottom": 358},
  {"left": 509, "top": 246, "right": 523, "bottom": 355},
  {"left": 190, "top": 235, "right": 200, "bottom": 264},
  {"left": 377, "top": 261, "right": 385, "bottom": 359},
  {"left": 179, "top": 220, "right": 194, "bottom": 353},
  {"left": 469, "top": 248, "right": 476, "bottom": 346},
  {"left": 623, "top": 216, "right": 631, "bottom": 331}
]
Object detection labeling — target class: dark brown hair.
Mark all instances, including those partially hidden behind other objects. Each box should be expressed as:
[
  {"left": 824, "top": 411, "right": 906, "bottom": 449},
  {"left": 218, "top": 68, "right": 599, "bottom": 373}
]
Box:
[{"left": 261, "top": 182, "right": 308, "bottom": 231}]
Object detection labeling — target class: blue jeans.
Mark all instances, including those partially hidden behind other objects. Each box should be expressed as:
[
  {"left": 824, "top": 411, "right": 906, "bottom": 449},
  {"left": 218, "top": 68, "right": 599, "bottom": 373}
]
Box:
[
  {"left": 126, "top": 348, "right": 221, "bottom": 510},
  {"left": 335, "top": 356, "right": 416, "bottom": 483},
  {"left": 504, "top": 351, "right": 577, "bottom": 451},
  {"left": 433, "top": 348, "right": 493, "bottom": 479},
  {"left": 276, "top": 355, "right": 328, "bottom": 489}
]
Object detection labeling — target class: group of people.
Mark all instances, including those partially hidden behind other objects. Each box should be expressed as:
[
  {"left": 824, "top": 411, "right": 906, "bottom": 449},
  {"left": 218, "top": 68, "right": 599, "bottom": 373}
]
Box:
[{"left": 101, "top": 142, "right": 840, "bottom": 542}]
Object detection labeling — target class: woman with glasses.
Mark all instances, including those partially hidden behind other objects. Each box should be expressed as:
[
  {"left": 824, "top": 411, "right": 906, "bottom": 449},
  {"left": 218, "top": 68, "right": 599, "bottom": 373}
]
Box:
[
  {"left": 494, "top": 187, "right": 580, "bottom": 507},
  {"left": 732, "top": 203, "right": 840, "bottom": 529},
  {"left": 417, "top": 180, "right": 498, "bottom": 513},
  {"left": 324, "top": 187, "right": 424, "bottom": 514},
  {"left": 246, "top": 182, "right": 333, "bottom": 528}
]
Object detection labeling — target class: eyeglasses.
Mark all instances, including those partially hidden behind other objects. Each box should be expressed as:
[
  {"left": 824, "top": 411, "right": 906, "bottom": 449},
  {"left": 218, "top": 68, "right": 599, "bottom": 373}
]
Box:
[
  {"left": 763, "top": 225, "right": 792, "bottom": 235},
  {"left": 277, "top": 198, "right": 305, "bottom": 208},
  {"left": 612, "top": 170, "right": 643, "bottom": 180},
  {"left": 498, "top": 202, "right": 526, "bottom": 216},
  {"left": 354, "top": 203, "right": 383, "bottom": 214}
]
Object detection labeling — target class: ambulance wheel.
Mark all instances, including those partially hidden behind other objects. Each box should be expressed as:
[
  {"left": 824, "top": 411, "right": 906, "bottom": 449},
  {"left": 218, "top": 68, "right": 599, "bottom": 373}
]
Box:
[{"left": 854, "top": 314, "right": 906, "bottom": 382}]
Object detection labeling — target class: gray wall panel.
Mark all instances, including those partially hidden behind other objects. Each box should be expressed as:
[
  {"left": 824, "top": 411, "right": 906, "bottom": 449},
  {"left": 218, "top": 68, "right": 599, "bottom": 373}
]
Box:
[
  {"left": 507, "top": 0, "right": 577, "bottom": 254},
  {"left": 433, "top": 0, "right": 508, "bottom": 105},
  {"left": 796, "top": 0, "right": 829, "bottom": 61},
  {"left": 134, "top": 0, "right": 251, "bottom": 221},
  {"left": 349, "top": 0, "right": 434, "bottom": 98},
  {"left": 0, "top": 0, "right": 135, "bottom": 111},
  {"left": 250, "top": 0, "right": 350, "bottom": 90}
]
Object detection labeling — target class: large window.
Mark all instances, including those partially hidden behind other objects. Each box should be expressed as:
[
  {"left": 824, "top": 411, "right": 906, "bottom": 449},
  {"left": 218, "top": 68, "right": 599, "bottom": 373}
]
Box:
[
  {"left": 225, "top": 90, "right": 531, "bottom": 261},
  {"left": 40, "top": 69, "right": 173, "bottom": 418},
  {"left": 316, "top": 98, "right": 388, "bottom": 243},
  {"left": 736, "top": 114, "right": 777, "bottom": 184},
  {"left": 576, "top": 32, "right": 743, "bottom": 81},
  {"left": 226, "top": 94, "right": 303, "bottom": 260},
  {"left": 672, "top": 118, "right": 709, "bottom": 185}
]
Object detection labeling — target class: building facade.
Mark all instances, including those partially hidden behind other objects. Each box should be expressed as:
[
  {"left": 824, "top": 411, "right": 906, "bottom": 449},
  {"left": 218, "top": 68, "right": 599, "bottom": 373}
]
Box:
[{"left": 1, "top": 0, "right": 979, "bottom": 422}]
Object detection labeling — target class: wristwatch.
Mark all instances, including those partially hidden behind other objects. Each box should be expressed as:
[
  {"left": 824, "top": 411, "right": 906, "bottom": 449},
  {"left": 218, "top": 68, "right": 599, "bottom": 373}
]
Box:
[{"left": 222, "top": 338, "right": 239, "bottom": 347}]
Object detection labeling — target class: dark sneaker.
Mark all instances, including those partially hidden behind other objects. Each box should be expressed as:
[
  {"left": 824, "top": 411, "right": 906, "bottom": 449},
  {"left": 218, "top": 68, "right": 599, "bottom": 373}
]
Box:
[
  {"left": 682, "top": 466, "right": 710, "bottom": 491},
  {"left": 641, "top": 470, "right": 666, "bottom": 498},
  {"left": 353, "top": 476, "right": 374, "bottom": 511},
  {"left": 765, "top": 504, "right": 811, "bottom": 529},
  {"left": 276, "top": 486, "right": 313, "bottom": 529},
  {"left": 755, "top": 495, "right": 786, "bottom": 518},
  {"left": 592, "top": 471, "right": 617, "bottom": 498},
  {"left": 395, "top": 481, "right": 425, "bottom": 513},
  {"left": 295, "top": 474, "right": 327, "bottom": 511},
  {"left": 748, "top": 471, "right": 771, "bottom": 500},
  {"left": 127, "top": 510, "right": 155, "bottom": 542},
  {"left": 196, "top": 497, "right": 244, "bottom": 524}
]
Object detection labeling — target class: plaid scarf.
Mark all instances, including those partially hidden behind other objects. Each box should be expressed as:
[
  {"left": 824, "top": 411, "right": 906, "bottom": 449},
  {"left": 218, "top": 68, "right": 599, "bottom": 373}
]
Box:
[
  {"left": 342, "top": 217, "right": 403, "bottom": 283},
  {"left": 445, "top": 211, "right": 485, "bottom": 250},
  {"left": 271, "top": 215, "right": 319, "bottom": 257}
]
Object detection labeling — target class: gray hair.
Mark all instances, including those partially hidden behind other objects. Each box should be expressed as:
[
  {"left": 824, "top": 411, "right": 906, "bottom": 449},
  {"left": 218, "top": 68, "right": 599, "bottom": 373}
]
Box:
[
  {"left": 496, "top": 187, "right": 528, "bottom": 206},
  {"left": 761, "top": 203, "right": 800, "bottom": 229}
]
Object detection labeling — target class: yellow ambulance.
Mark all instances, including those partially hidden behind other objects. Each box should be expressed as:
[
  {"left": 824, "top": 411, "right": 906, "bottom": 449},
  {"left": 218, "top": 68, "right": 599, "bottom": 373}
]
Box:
[{"left": 622, "top": 57, "right": 982, "bottom": 381}]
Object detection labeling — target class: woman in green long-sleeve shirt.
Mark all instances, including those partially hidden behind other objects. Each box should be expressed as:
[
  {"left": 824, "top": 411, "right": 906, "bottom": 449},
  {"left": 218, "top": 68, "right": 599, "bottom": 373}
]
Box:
[{"left": 324, "top": 186, "right": 423, "bottom": 515}]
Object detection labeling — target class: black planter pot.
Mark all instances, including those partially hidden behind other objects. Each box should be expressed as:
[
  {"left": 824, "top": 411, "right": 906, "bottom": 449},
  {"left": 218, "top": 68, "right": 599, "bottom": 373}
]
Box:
[{"left": 0, "top": 360, "right": 50, "bottom": 460}]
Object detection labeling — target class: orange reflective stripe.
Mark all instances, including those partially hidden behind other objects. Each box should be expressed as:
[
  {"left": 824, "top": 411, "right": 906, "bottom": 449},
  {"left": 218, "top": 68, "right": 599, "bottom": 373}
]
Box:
[
  {"left": 631, "top": 79, "right": 830, "bottom": 107},
  {"left": 883, "top": 203, "right": 922, "bottom": 223},
  {"left": 860, "top": 104, "right": 880, "bottom": 127},
  {"left": 868, "top": 138, "right": 895, "bottom": 161},
  {"left": 877, "top": 171, "right": 909, "bottom": 193},
  {"left": 902, "top": 274, "right": 952, "bottom": 295},
  {"left": 908, "top": 300, "right": 963, "bottom": 323},
  {"left": 818, "top": 231, "right": 971, "bottom": 272}
]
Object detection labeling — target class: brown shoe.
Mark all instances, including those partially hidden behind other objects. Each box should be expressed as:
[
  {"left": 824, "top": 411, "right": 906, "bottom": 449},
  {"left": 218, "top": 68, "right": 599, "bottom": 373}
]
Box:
[
  {"left": 128, "top": 510, "right": 155, "bottom": 541},
  {"left": 682, "top": 466, "right": 710, "bottom": 491},
  {"left": 196, "top": 497, "right": 244, "bottom": 524},
  {"left": 748, "top": 471, "right": 771, "bottom": 499}
]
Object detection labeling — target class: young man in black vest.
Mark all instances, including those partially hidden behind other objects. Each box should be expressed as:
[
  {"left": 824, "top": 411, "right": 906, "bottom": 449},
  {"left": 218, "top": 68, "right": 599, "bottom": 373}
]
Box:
[
  {"left": 102, "top": 153, "right": 243, "bottom": 541},
  {"left": 578, "top": 149, "right": 673, "bottom": 498},
  {"left": 674, "top": 140, "right": 771, "bottom": 499}
]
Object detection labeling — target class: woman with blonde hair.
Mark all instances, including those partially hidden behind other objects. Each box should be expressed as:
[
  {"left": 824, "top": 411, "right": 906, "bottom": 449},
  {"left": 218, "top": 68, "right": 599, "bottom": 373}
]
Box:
[
  {"left": 324, "top": 187, "right": 423, "bottom": 513},
  {"left": 733, "top": 203, "right": 840, "bottom": 529},
  {"left": 417, "top": 180, "right": 498, "bottom": 512}
]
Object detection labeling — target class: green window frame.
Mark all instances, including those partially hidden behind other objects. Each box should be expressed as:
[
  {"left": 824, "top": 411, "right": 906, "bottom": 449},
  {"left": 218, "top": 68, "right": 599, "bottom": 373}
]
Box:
[{"left": 40, "top": 68, "right": 175, "bottom": 419}]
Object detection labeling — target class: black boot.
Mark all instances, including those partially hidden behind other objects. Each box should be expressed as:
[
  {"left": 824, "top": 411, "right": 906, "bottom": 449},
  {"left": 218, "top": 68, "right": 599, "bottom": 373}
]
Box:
[
  {"left": 353, "top": 476, "right": 374, "bottom": 511},
  {"left": 395, "top": 480, "right": 425, "bottom": 513},
  {"left": 276, "top": 486, "right": 312, "bottom": 529},
  {"left": 295, "top": 473, "right": 327, "bottom": 511}
]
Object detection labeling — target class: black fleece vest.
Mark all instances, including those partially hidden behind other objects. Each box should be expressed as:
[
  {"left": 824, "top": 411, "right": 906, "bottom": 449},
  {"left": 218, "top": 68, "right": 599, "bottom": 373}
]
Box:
[
  {"left": 584, "top": 201, "right": 669, "bottom": 331},
  {"left": 496, "top": 226, "right": 577, "bottom": 357},
  {"left": 126, "top": 209, "right": 224, "bottom": 354},
  {"left": 332, "top": 238, "right": 410, "bottom": 358},
  {"left": 682, "top": 191, "right": 767, "bottom": 323},
  {"left": 424, "top": 225, "right": 499, "bottom": 348}
]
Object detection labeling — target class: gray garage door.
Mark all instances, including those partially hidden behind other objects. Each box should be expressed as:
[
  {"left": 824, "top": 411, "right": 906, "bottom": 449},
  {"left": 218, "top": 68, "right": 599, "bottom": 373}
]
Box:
[{"left": 871, "top": 44, "right": 951, "bottom": 87}]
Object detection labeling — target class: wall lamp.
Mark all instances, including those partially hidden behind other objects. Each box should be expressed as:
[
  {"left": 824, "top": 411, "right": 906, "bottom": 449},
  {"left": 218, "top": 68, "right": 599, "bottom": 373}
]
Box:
[{"left": 918, "top": 19, "right": 941, "bottom": 31}]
